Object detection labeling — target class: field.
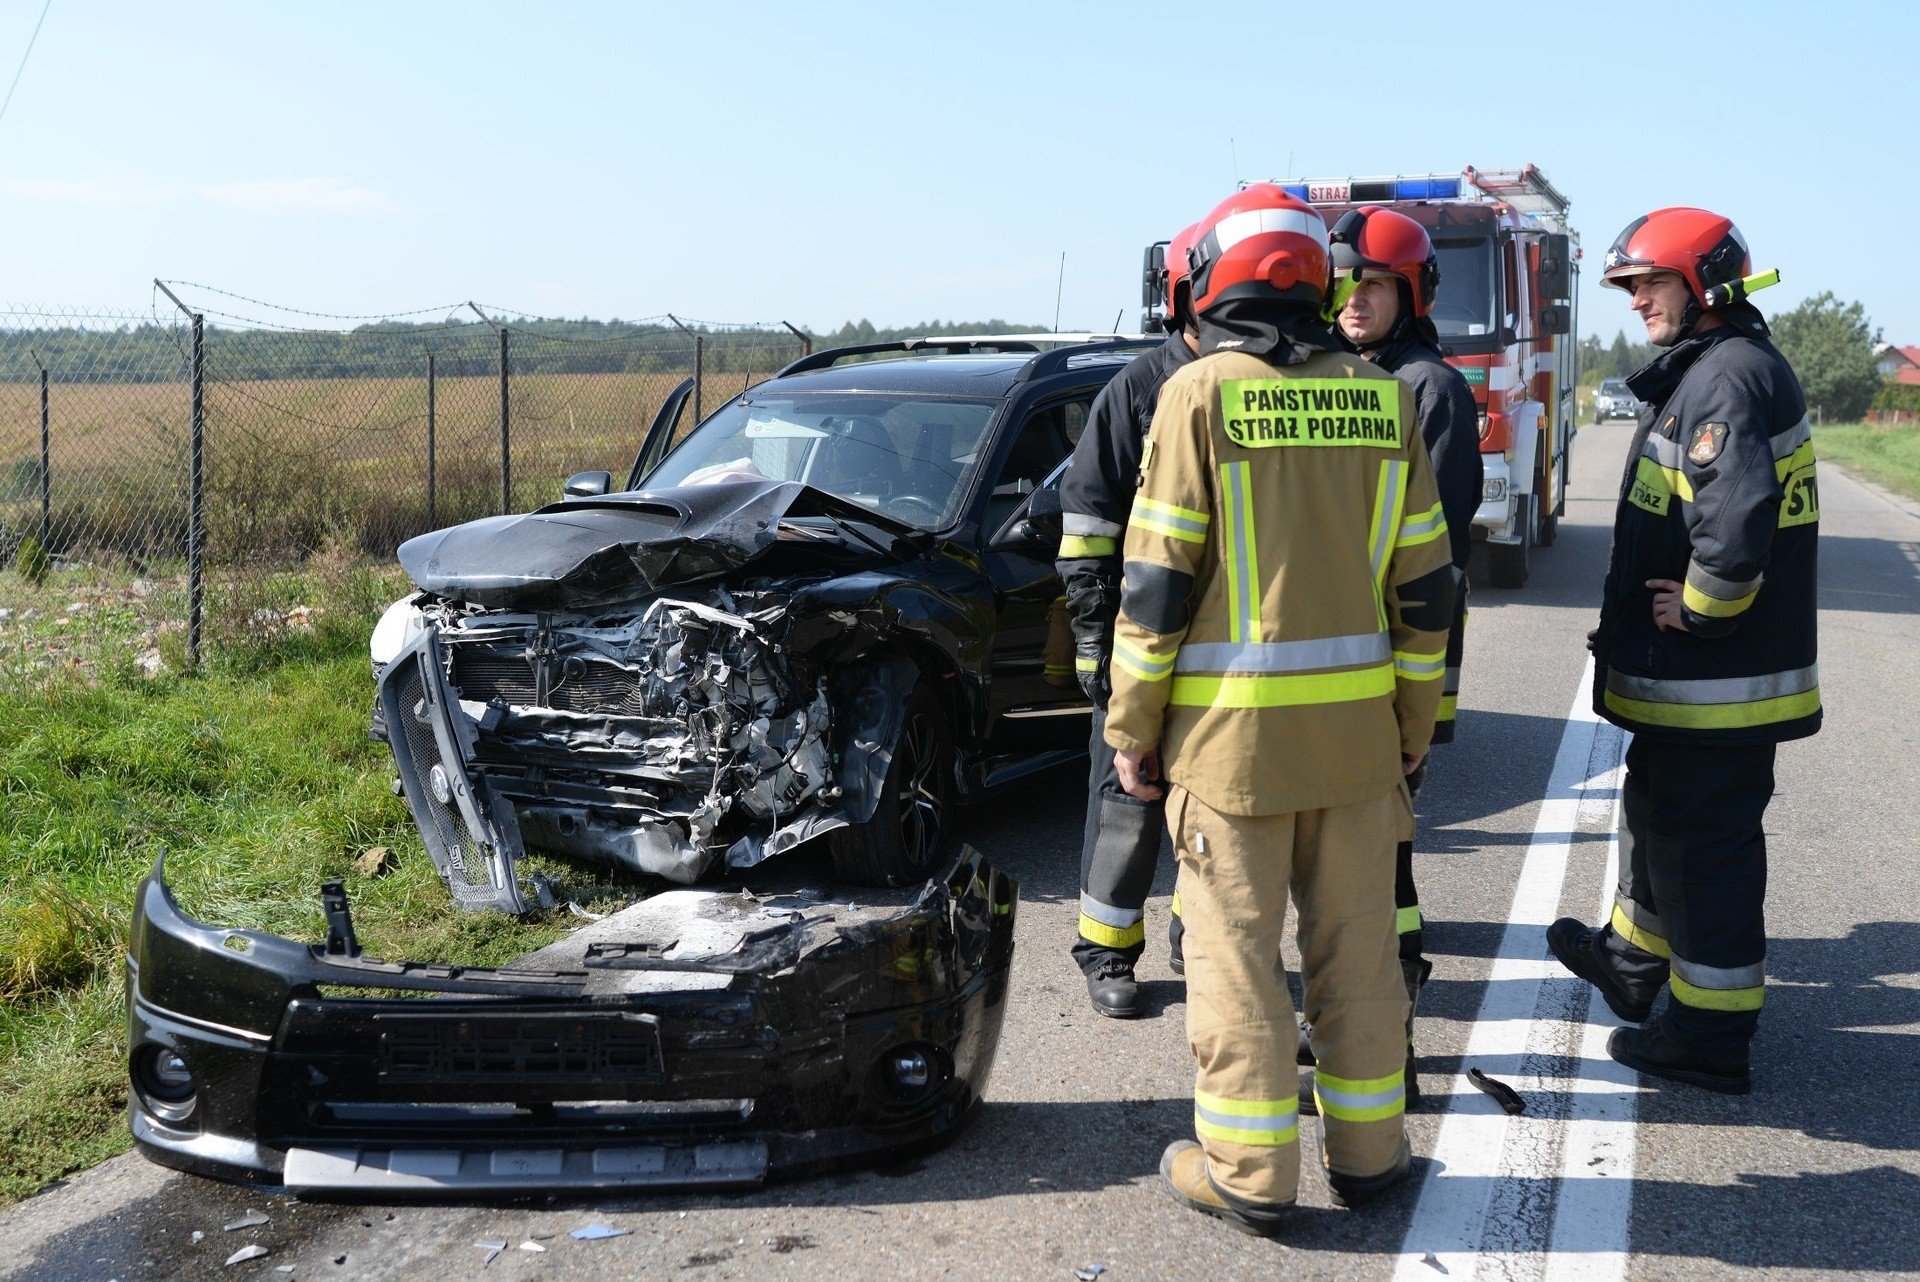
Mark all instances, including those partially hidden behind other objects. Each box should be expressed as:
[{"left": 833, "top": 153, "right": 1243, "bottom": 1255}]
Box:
[
  {"left": 0, "top": 556, "right": 656, "bottom": 1205},
  {"left": 1818, "top": 420, "right": 1920, "bottom": 502}
]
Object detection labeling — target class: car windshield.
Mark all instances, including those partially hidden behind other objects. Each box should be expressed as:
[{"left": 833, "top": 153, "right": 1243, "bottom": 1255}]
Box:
[
  {"left": 1431, "top": 236, "right": 1497, "bottom": 339},
  {"left": 643, "top": 390, "right": 1000, "bottom": 530},
  {"left": 1601, "top": 380, "right": 1629, "bottom": 395}
]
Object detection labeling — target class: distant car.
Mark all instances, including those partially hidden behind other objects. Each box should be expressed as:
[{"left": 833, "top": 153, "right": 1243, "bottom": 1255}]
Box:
[{"left": 1594, "top": 378, "right": 1640, "bottom": 423}]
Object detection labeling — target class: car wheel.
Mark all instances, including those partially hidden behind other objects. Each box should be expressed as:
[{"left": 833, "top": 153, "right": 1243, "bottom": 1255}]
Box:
[{"left": 829, "top": 682, "right": 953, "bottom": 887}]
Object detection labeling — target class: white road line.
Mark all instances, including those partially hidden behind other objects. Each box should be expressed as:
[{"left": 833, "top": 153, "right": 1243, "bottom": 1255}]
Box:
[{"left": 1393, "top": 657, "right": 1636, "bottom": 1281}]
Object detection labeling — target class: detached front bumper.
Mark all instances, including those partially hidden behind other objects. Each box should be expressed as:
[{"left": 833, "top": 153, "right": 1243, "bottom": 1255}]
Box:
[{"left": 126, "top": 848, "right": 1015, "bottom": 1197}]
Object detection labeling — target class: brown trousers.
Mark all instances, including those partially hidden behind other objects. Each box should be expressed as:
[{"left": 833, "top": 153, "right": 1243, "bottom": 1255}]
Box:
[{"left": 1170, "top": 783, "right": 1411, "bottom": 1204}]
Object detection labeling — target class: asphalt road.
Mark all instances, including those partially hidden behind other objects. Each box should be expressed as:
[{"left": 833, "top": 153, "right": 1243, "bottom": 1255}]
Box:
[{"left": 7, "top": 418, "right": 1920, "bottom": 1281}]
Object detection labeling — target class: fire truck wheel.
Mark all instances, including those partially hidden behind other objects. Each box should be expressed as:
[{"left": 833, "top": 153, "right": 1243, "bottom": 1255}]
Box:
[
  {"left": 1534, "top": 448, "right": 1558, "bottom": 549},
  {"left": 1489, "top": 499, "right": 1532, "bottom": 589}
]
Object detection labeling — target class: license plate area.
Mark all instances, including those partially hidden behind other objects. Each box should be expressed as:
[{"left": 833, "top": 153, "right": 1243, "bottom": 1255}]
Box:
[{"left": 374, "top": 1009, "right": 664, "bottom": 1085}]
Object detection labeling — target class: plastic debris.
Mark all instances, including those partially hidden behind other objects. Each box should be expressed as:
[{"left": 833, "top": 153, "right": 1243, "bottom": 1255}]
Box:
[
  {"left": 1467, "top": 1067, "right": 1526, "bottom": 1115},
  {"left": 567, "top": 902, "right": 606, "bottom": 922},
  {"left": 192, "top": 1231, "right": 206, "bottom": 1243},
  {"left": 474, "top": 1239, "right": 508, "bottom": 1251},
  {"left": 333, "top": 1256, "right": 347, "bottom": 1266},
  {"left": 225, "top": 1245, "right": 270, "bottom": 1266},
  {"left": 571, "top": 1223, "right": 632, "bottom": 1241},
  {"left": 275, "top": 1268, "right": 296, "bottom": 1275},
  {"left": 1076, "top": 1266, "right": 1109, "bottom": 1281},
  {"left": 224, "top": 1210, "right": 270, "bottom": 1231},
  {"left": 519, "top": 1241, "right": 547, "bottom": 1253},
  {"left": 529, "top": 1231, "right": 556, "bottom": 1240},
  {"left": 1421, "top": 1251, "right": 1451, "bottom": 1273}
]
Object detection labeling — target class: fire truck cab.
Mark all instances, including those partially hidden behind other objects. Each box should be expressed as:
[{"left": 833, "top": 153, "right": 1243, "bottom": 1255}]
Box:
[{"left": 1142, "top": 165, "right": 1580, "bottom": 588}]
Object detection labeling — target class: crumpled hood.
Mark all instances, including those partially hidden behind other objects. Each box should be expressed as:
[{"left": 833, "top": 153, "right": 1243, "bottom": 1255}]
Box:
[{"left": 398, "top": 479, "right": 799, "bottom": 609}]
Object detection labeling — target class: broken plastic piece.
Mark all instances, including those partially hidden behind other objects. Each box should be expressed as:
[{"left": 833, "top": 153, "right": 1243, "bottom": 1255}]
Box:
[
  {"left": 319, "top": 882, "right": 360, "bottom": 957},
  {"left": 1076, "top": 1266, "right": 1109, "bottom": 1281},
  {"left": 225, "top": 1245, "right": 270, "bottom": 1266},
  {"left": 530, "top": 873, "right": 559, "bottom": 910},
  {"left": 570, "top": 1223, "right": 631, "bottom": 1241},
  {"left": 192, "top": 1231, "right": 205, "bottom": 1243},
  {"left": 223, "top": 1210, "right": 270, "bottom": 1231},
  {"left": 519, "top": 1240, "right": 547, "bottom": 1252},
  {"left": 1421, "top": 1251, "right": 1451, "bottom": 1273},
  {"left": 474, "top": 1239, "right": 508, "bottom": 1251},
  {"left": 1468, "top": 1067, "right": 1525, "bottom": 1115},
  {"left": 567, "top": 901, "right": 605, "bottom": 922}
]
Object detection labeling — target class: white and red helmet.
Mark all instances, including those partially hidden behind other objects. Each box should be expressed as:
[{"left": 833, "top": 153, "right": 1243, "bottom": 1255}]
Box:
[{"left": 1185, "top": 184, "right": 1331, "bottom": 314}]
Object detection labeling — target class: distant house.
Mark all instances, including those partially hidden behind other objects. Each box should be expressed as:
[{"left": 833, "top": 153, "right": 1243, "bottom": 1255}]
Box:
[{"left": 1876, "top": 343, "right": 1920, "bottom": 385}]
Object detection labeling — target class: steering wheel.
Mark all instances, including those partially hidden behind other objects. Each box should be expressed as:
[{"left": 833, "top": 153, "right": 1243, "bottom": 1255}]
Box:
[{"left": 885, "top": 494, "right": 946, "bottom": 526}]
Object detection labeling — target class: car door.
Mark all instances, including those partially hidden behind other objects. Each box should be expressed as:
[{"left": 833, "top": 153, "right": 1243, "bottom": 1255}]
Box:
[
  {"left": 625, "top": 377, "right": 696, "bottom": 490},
  {"left": 980, "top": 392, "right": 1096, "bottom": 753}
]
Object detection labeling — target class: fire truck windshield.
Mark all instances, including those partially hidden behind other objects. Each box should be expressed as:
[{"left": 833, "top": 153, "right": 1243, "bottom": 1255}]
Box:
[{"left": 1431, "top": 236, "right": 1497, "bottom": 339}]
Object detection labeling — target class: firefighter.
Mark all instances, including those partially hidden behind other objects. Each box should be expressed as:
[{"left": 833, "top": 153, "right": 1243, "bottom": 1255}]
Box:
[
  {"left": 1327, "top": 206, "right": 1484, "bottom": 1105},
  {"left": 1106, "top": 184, "right": 1455, "bottom": 1231},
  {"left": 1549, "top": 207, "right": 1818, "bottom": 1094},
  {"left": 1058, "top": 222, "right": 1200, "bottom": 1017}
]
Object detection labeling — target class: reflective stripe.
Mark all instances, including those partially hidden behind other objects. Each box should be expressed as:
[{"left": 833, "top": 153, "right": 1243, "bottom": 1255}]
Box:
[
  {"left": 1642, "top": 432, "right": 1686, "bottom": 470},
  {"left": 1059, "top": 534, "right": 1116, "bottom": 558},
  {"left": 1219, "top": 461, "right": 1259, "bottom": 643},
  {"left": 1773, "top": 438, "right": 1816, "bottom": 481},
  {"left": 1396, "top": 500, "right": 1447, "bottom": 549},
  {"left": 1170, "top": 888, "right": 1181, "bottom": 915},
  {"left": 1396, "top": 905, "right": 1421, "bottom": 935},
  {"left": 1113, "top": 637, "right": 1177, "bottom": 682},
  {"left": 1078, "top": 914, "right": 1145, "bottom": 950},
  {"left": 1606, "top": 664, "right": 1818, "bottom": 706},
  {"left": 1170, "top": 664, "right": 1395, "bottom": 708},
  {"left": 1045, "top": 663, "right": 1071, "bottom": 677},
  {"left": 1075, "top": 655, "right": 1100, "bottom": 673},
  {"left": 1670, "top": 955, "right": 1765, "bottom": 1012},
  {"left": 1176, "top": 632, "right": 1389, "bottom": 675},
  {"left": 1314, "top": 1069, "right": 1406, "bottom": 1123},
  {"left": 1683, "top": 560, "right": 1762, "bottom": 620},
  {"left": 1610, "top": 901, "right": 1671, "bottom": 959},
  {"left": 1604, "top": 686, "right": 1821, "bottom": 730},
  {"left": 1769, "top": 414, "right": 1812, "bottom": 462},
  {"left": 1369, "top": 460, "right": 1408, "bottom": 590},
  {"left": 1194, "top": 1088, "right": 1300, "bottom": 1147},
  {"left": 1079, "top": 893, "right": 1143, "bottom": 929},
  {"left": 1394, "top": 649, "right": 1446, "bottom": 680},
  {"left": 1436, "top": 693, "right": 1458, "bottom": 721},
  {"left": 1063, "top": 512, "right": 1123, "bottom": 538},
  {"left": 1443, "top": 665, "right": 1462, "bottom": 694},
  {"left": 1131, "top": 495, "right": 1209, "bottom": 544},
  {"left": 1209, "top": 205, "right": 1328, "bottom": 254}
]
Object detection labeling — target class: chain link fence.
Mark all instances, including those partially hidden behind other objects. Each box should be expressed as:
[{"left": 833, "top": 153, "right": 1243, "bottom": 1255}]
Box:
[{"left": 0, "top": 290, "right": 810, "bottom": 666}]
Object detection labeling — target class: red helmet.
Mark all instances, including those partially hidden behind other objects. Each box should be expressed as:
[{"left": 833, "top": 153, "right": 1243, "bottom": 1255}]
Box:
[
  {"left": 1602, "top": 207, "right": 1750, "bottom": 304},
  {"left": 1162, "top": 221, "right": 1201, "bottom": 326},
  {"left": 1185, "top": 184, "right": 1331, "bottom": 314},
  {"left": 1328, "top": 206, "right": 1439, "bottom": 317}
]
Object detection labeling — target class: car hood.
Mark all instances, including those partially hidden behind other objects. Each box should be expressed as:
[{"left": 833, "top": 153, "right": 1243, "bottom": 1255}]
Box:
[{"left": 398, "top": 478, "right": 914, "bottom": 610}]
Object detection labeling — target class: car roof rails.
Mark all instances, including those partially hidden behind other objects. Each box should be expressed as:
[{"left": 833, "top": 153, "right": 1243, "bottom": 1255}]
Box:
[
  {"left": 776, "top": 337, "right": 1044, "bottom": 377},
  {"left": 1014, "top": 337, "right": 1162, "bottom": 383}
]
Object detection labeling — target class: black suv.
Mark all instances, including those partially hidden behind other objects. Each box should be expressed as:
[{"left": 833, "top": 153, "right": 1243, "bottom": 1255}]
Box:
[{"left": 368, "top": 336, "right": 1153, "bottom": 907}]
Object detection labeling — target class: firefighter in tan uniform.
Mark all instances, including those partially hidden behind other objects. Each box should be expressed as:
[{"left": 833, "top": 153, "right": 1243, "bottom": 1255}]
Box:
[{"left": 1105, "top": 185, "right": 1456, "bottom": 1233}]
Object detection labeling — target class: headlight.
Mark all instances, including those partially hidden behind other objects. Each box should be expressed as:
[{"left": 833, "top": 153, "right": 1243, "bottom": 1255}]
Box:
[
  {"left": 1483, "top": 477, "right": 1509, "bottom": 503},
  {"left": 369, "top": 595, "right": 425, "bottom": 666}
]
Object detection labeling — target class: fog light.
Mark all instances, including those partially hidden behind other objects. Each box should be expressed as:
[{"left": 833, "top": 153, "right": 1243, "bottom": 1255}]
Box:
[
  {"left": 133, "top": 1045, "right": 198, "bottom": 1125},
  {"left": 888, "top": 1048, "right": 932, "bottom": 1093}
]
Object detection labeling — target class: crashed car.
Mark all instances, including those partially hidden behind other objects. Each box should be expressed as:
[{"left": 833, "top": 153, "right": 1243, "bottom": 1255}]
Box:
[
  {"left": 124, "top": 336, "right": 1144, "bottom": 1193},
  {"left": 369, "top": 336, "right": 1151, "bottom": 910}
]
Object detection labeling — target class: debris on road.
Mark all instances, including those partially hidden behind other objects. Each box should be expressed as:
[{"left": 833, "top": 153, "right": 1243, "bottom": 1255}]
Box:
[
  {"left": 224, "top": 1244, "right": 270, "bottom": 1266},
  {"left": 518, "top": 1241, "right": 547, "bottom": 1253},
  {"left": 223, "top": 1210, "right": 270, "bottom": 1231},
  {"left": 192, "top": 1231, "right": 205, "bottom": 1243},
  {"left": 1421, "top": 1252, "right": 1450, "bottom": 1273},
  {"left": 570, "top": 1223, "right": 631, "bottom": 1241},
  {"left": 1076, "top": 1265, "right": 1109, "bottom": 1281},
  {"left": 1468, "top": 1067, "right": 1526, "bottom": 1115}
]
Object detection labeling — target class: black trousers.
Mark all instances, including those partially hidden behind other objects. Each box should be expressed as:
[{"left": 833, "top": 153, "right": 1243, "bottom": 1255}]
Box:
[
  {"left": 1392, "top": 759, "right": 1428, "bottom": 964},
  {"left": 1072, "top": 701, "right": 1177, "bottom": 975},
  {"left": 1607, "top": 735, "right": 1775, "bottom": 1059}
]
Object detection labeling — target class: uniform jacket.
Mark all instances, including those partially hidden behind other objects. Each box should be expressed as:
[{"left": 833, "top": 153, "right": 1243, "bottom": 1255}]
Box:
[
  {"left": 1057, "top": 335, "right": 1197, "bottom": 669},
  {"left": 1366, "top": 330, "right": 1482, "bottom": 745},
  {"left": 1592, "top": 318, "right": 1820, "bottom": 745},
  {"left": 1104, "top": 348, "right": 1457, "bottom": 816}
]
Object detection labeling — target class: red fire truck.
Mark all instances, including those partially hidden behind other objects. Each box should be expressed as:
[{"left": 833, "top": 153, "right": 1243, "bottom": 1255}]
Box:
[{"left": 1142, "top": 165, "right": 1579, "bottom": 588}]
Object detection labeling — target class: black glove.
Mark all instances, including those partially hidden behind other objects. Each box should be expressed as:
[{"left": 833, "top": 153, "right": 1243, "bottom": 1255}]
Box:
[{"left": 1076, "top": 638, "right": 1110, "bottom": 706}]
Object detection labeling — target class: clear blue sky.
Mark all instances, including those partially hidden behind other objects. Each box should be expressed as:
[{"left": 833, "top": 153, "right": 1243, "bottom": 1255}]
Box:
[{"left": 1, "top": 0, "right": 1914, "bottom": 344}]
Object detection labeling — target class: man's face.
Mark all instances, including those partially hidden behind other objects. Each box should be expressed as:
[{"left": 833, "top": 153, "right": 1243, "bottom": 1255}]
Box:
[
  {"left": 1626, "top": 270, "right": 1697, "bottom": 346},
  {"left": 1338, "top": 274, "right": 1401, "bottom": 347}
]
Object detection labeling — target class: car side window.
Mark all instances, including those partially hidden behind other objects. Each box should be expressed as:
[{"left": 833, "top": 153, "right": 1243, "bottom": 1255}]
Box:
[{"left": 984, "top": 397, "right": 1088, "bottom": 538}]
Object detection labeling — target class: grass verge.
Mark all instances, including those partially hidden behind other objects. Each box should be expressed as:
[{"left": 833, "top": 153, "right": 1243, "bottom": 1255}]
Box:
[
  {"left": 1820, "top": 420, "right": 1920, "bottom": 503},
  {"left": 0, "top": 554, "right": 643, "bottom": 1205}
]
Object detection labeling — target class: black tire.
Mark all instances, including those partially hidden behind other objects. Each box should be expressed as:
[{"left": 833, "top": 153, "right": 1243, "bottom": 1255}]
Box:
[
  {"left": 1534, "top": 440, "right": 1558, "bottom": 548},
  {"left": 829, "top": 682, "right": 953, "bottom": 887},
  {"left": 1488, "top": 496, "right": 1532, "bottom": 589}
]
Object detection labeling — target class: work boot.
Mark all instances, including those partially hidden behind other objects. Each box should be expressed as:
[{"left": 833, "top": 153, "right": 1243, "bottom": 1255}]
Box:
[
  {"left": 1160, "top": 1141, "right": 1291, "bottom": 1237},
  {"left": 1547, "top": 918, "right": 1657, "bottom": 1023},
  {"left": 1608, "top": 1024, "right": 1750, "bottom": 1095},
  {"left": 1086, "top": 957, "right": 1141, "bottom": 1019},
  {"left": 1402, "top": 957, "right": 1433, "bottom": 1111},
  {"left": 1323, "top": 1136, "right": 1412, "bottom": 1210},
  {"left": 1296, "top": 1016, "right": 1315, "bottom": 1067}
]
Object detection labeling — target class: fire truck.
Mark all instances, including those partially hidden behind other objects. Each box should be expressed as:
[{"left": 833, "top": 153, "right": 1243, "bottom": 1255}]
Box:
[{"left": 1142, "top": 166, "right": 1579, "bottom": 588}]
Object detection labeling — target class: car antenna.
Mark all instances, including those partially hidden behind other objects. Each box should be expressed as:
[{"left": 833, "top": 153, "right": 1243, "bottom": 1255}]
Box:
[{"left": 1053, "top": 252, "right": 1066, "bottom": 333}]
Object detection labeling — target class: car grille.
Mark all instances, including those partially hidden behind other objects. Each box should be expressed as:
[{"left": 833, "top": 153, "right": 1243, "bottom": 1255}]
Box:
[
  {"left": 450, "top": 647, "right": 644, "bottom": 714},
  {"left": 375, "top": 1011, "right": 662, "bottom": 1084}
]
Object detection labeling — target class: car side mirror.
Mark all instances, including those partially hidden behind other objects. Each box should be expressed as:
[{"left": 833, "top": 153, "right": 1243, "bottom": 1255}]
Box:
[
  {"left": 564, "top": 470, "right": 613, "bottom": 499},
  {"left": 989, "top": 485, "right": 1064, "bottom": 553},
  {"left": 1538, "top": 304, "right": 1572, "bottom": 336}
]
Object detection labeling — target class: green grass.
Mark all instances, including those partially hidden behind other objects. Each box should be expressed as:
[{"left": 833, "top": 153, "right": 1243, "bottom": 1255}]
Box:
[
  {"left": 1819, "top": 420, "right": 1920, "bottom": 503},
  {"left": 0, "top": 558, "right": 645, "bottom": 1205}
]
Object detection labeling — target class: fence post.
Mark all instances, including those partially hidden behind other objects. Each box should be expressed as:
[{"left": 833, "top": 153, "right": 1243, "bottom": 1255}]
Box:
[
  {"left": 425, "top": 348, "right": 437, "bottom": 530},
  {"left": 668, "top": 314, "right": 703, "bottom": 423},
  {"left": 35, "top": 358, "right": 49, "bottom": 554},
  {"left": 155, "top": 280, "right": 204, "bottom": 670},
  {"left": 781, "top": 320, "right": 813, "bottom": 357},
  {"left": 498, "top": 326, "right": 511, "bottom": 514}
]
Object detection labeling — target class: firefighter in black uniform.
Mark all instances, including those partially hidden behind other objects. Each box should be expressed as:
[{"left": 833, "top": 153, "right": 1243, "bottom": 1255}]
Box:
[
  {"left": 1550, "top": 207, "right": 1818, "bottom": 1094},
  {"left": 1328, "top": 206, "right": 1482, "bottom": 1104},
  {"left": 1058, "top": 223, "right": 1199, "bottom": 1017}
]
